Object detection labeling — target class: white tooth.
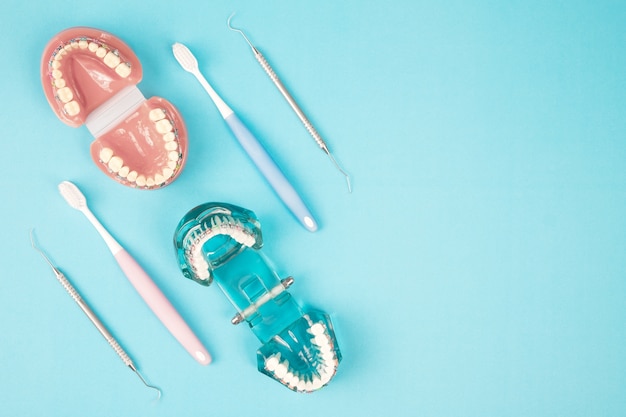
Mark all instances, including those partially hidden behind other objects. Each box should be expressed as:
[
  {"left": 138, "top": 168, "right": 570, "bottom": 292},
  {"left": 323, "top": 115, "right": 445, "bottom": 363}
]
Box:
[
  {"left": 51, "top": 60, "right": 61, "bottom": 70},
  {"left": 136, "top": 175, "right": 146, "bottom": 187},
  {"left": 99, "top": 147, "right": 114, "bottom": 163},
  {"left": 274, "top": 362, "right": 288, "bottom": 378},
  {"left": 322, "top": 351, "right": 335, "bottom": 363},
  {"left": 231, "top": 229, "right": 243, "bottom": 244},
  {"left": 146, "top": 177, "right": 155, "bottom": 187},
  {"left": 311, "top": 376, "right": 323, "bottom": 390},
  {"left": 149, "top": 108, "right": 166, "bottom": 121},
  {"left": 165, "top": 141, "right": 178, "bottom": 151},
  {"left": 155, "top": 119, "right": 173, "bottom": 134},
  {"left": 288, "top": 373, "right": 300, "bottom": 387},
  {"left": 154, "top": 173, "right": 166, "bottom": 185},
  {"left": 283, "top": 372, "right": 294, "bottom": 384},
  {"left": 320, "top": 343, "right": 332, "bottom": 353},
  {"left": 96, "top": 47, "right": 107, "bottom": 58},
  {"left": 88, "top": 42, "right": 99, "bottom": 52},
  {"left": 54, "top": 78, "right": 66, "bottom": 88},
  {"left": 163, "top": 132, "right": 175, "bottom": 142},
  {"left": 103, "top": 51, "right": 121, "bottom": 68},
  {"left": 162, "top": 167, "right": 174, "bottom": 178},
  {"left": 167, "top": 160, "right": 178, "bottom": 170},
  {"left": 309, "top": 323, "right": 325, "bottom": 336},
  {"left": 168, "top": 151, "right": 179, "bottom": 161},
  {"left": 64, "top": 44, "right": 72, "bottom": 52},
  {"left": 313, "top": 334, "right": 329, "bottom": 347},
  {"left": 57, "top": 87, "right": 73, "bottom": 103},
  {"left": 70, "top": 41, "right": 79, "bottom": 49},
  {"left": 127, "top": 171, "right": 138, "bottom": 182},
  {"left": 54, "top": 52, "right": 63, "bottom": 61},
  {"left": 265, "top": 356, "right": 279, "bottom": 372},
  {"left": 305, "top": 380, "right": 314, "bottom": 392},
  {"left": 63, "top": 101, "right": 80, "bottom": 116},
  {"left": 296, "top": 380, "right": 306, "bottom": 392},
  {"left": 118, "top": 166, "right": 130, "bottom": 178},
  {"left": 319, "top": 369, "right": 333, "bottom": 384},
  {"left": 52, "top": 69, "right": 62, "bottom": 79},
  {"left": 115, "top": 62, "right": 131, "bottom": 78},
  {"left": 223, "top": 216, "right": 232, "bottom": 227},
  {"left": 78, "top": 40, "right": 88, "bottom": 49},
  {"left": 108, "top": 156, "right": 123, "bottom": 172}
]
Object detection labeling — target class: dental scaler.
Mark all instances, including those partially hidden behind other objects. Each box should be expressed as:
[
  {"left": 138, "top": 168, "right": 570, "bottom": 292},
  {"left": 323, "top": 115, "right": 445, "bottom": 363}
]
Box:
[
  {"left": 30, "top": 230, "right": 161, "bottom": 399},
  {"left": 174, "top": 203, "right": 341, "bottom": 392},
  {"left": 227, "top": 14, "right": 352, "bottom": 193}
]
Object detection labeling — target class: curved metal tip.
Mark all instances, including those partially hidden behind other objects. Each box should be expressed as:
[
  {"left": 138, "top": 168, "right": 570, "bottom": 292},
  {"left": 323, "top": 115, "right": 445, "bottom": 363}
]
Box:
[
  {"left": 227, "top": 11, "right": 236, "bottom": 28},
  {"left": 227, "top": 12, "right": 256, "bottom": 51},
  {"left": 132, "top": 367, "right": 162, "bottom": 401},
  {"left": 326, "top": 152, "right": 352, "bottom": 193},
  {"left": 30, "top": 229, "right": 58, "bottom": 270}
]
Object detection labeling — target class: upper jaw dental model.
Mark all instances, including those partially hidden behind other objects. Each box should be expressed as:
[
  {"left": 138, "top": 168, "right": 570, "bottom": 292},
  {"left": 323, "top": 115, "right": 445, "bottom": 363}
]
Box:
[
  {"left": 174, "top": 203, "right": 342, "bottom": 393},
  {"left": 40, "top": 27, "right": 188, "bottom": 189}
]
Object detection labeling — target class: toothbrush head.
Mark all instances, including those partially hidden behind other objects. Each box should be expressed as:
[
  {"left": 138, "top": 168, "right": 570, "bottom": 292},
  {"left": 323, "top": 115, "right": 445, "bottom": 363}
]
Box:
[
  {"left": 58, "top": 180, "right": 88, "bottom": 211},
  {"left": 172, "top": 42, "right": 200, "bottom": 74}
]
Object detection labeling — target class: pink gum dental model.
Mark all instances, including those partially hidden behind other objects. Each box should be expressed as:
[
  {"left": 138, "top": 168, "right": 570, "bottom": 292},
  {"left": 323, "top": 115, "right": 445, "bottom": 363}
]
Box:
[{"left": 41, "top": 27, "right": 188, "bottom": 189}]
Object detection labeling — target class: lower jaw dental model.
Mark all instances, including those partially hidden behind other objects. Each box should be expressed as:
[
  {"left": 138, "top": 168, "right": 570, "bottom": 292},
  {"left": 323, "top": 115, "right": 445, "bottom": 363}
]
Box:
[
  {"left": 40, "top": 27, "right": 188, "bottom": 189},
  {"left": 174, "top": 203, "right": 341, "bottom": 392}
]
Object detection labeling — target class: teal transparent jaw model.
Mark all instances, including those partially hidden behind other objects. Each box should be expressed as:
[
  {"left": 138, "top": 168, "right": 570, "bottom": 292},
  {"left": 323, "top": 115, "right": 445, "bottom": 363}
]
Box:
[{"left": 174, "top": 203, "right": 341, "bottom": 393}]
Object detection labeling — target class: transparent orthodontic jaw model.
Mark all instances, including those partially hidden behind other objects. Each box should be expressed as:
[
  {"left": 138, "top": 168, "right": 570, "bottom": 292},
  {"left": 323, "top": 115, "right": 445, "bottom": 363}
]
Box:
[{"left": 174, "top": 203, "right": 341, "bottom": 392}]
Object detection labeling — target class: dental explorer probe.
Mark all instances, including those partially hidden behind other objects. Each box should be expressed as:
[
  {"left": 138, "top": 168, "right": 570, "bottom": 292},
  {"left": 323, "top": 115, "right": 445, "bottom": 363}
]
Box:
[
  {"left": 227, "top": 14, "right": 352, "bottom": 193},
  {"left": 30, "top": 230, "right": 161, "bottom": 400}
]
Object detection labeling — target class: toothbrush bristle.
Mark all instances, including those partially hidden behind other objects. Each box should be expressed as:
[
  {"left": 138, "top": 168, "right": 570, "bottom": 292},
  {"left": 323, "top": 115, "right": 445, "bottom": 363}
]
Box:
[
  {"left": 58, "top": 181, "right": 86, "bottom": 210},
  {"left": 172, "top": 43, "right": 198, "bottom": 72}
]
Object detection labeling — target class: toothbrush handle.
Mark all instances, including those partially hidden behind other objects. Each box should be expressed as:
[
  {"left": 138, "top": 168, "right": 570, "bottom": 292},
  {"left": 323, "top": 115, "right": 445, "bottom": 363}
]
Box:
[
  {"left": 114, "top": 249, "right": 212, "bottom": 365},
  {"left": 224, "top": 113, "right": 318, "bottom": 232}
]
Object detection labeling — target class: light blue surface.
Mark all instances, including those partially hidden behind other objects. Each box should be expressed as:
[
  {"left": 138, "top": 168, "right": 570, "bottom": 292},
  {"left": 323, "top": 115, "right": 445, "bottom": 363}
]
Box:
[{"left": 1, "top": 0, "right": 625, "bottom": 416}]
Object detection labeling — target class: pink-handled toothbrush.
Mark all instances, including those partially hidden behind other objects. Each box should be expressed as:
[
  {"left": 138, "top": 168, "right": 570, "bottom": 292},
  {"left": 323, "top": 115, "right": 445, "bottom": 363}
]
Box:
[{"left": 58, "top": 180, "right": 211, "bottom": 366}]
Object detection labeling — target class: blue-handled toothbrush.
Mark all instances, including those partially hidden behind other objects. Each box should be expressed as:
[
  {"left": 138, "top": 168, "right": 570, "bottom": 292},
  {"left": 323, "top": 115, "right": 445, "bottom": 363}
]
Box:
[{"left": 172, "top": 42, "right": 318, "bottom": 232}]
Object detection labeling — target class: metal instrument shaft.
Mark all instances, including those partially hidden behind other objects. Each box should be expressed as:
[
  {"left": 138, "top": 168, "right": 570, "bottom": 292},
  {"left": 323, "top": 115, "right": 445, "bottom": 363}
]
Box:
[
  {"left": 30, "top": 230, "right": 161, "bottom": 399},
  {"left": 228, "top": 14, "right": 352, "bottom": 192}
]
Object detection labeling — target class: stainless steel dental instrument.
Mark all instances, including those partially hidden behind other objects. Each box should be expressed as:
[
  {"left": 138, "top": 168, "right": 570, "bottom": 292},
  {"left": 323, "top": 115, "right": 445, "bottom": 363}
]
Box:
[
  {"left": 30, "top": 229, "right": 161, "bottom": 399},
  {"left": 227, "top": 13, "right": 352, "bottom": 193},
  {"left": 172, "top": 42, "right": 319, "bottom": 232}
]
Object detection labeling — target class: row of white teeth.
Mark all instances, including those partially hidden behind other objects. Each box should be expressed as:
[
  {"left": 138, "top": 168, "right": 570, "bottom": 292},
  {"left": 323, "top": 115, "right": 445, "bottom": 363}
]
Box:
[
  {"left": 264, "top": 322, "right": 339, "bottom": 393},
  {"left": 184, "top": 215, "right": 257, "bottom": 281},
  {"left": 48, "top": 37, "right": 132, "bottom": 117},
  {"left": 98, "top": 108, "right": 181, "bottom": 188}
]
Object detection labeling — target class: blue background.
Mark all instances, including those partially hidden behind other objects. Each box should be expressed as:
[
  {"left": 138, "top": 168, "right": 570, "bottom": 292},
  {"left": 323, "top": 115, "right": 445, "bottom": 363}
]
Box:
[{"left": 2, "top": 0, "right": 625, "bottom": 416}]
